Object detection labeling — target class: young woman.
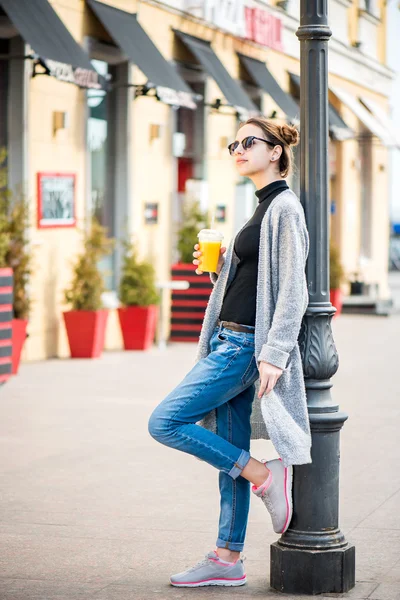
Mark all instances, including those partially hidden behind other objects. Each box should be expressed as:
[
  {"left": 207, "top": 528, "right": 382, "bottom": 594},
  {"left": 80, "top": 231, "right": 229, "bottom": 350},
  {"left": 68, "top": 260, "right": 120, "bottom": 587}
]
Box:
[{"left": 148, "top": 117, "right": 311, "bottom": 588}]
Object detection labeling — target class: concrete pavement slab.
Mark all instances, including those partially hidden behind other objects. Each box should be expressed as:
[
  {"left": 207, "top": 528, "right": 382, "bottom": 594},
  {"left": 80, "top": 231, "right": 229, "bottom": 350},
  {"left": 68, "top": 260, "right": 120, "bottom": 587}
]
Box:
[
  {"left": 0, "top": 580, "right": 106, "bottom": 600},
  {"left": 380, "top": 559, "right": 400, "bottom": 584},
  {"left": 356, "top": 491, "right": 400, "bottom": 530},
  {"left": 0, "top": 534, "right": 137, "bottom": 584},
  {"left": 344, "top": 529, "right": 400, "bottom": 582},
  {"left": 369, "top": 583, "right": 400, "bottom": 600}
]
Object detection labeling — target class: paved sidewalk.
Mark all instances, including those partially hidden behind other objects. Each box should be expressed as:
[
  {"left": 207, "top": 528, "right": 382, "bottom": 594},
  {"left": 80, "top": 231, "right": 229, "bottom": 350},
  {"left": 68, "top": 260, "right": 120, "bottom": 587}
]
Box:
[{"left": 0, "top": 314, "right": 399, "bottom": 600}]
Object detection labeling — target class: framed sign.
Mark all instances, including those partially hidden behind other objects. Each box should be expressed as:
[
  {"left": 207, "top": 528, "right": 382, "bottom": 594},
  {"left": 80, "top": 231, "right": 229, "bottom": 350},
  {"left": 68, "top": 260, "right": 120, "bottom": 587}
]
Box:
[
  {"left": 144, "top": 203, "right": 159, "bottom": 225},
  {"left": 37, "top": 173, "right": 76, "bottom": 228},
  {"left": 215, "top": 205, "right": 226, "bottom": 223}
]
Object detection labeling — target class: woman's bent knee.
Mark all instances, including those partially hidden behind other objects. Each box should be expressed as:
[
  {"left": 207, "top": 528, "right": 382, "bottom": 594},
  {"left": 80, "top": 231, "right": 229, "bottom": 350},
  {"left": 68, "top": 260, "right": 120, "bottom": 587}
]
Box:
[{"left": 148, "top": 407, "right": 172, "bottom": 443}]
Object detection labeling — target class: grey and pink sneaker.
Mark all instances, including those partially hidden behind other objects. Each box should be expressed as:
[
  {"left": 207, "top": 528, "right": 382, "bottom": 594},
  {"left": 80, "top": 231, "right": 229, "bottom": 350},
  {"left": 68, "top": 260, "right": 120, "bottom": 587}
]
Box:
[
  {"left": 251, "top": 458, "right": 293, "bottom": 534},
  {"left": 170, "top": 550, "right": 247, "bottom": 587}
]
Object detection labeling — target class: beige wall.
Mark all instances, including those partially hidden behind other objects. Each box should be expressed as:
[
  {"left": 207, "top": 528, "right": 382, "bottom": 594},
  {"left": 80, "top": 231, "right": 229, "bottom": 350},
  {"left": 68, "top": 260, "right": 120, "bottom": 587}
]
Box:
[
  {"left": 27, "top": 62, "right": 87, "bottom": 359},
  {"left": 329, "top": 74, "right": 390, "bottom": 299},
  {"left": 19, "top": 0, "right": 392, "bottom": 363}
]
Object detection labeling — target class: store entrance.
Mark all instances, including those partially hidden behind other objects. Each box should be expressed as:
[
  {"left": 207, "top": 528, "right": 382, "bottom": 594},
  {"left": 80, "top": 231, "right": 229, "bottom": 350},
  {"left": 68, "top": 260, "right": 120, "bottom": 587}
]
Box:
[{"left": 176, "top": 80, "right": 205, "bottom": 193}]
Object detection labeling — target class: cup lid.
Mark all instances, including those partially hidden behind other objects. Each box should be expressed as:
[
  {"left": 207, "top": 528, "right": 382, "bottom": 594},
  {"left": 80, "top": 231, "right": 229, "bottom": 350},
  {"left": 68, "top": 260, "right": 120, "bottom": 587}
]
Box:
[{"left": 197, "top": 228, "right": 224, "bottom": 241}]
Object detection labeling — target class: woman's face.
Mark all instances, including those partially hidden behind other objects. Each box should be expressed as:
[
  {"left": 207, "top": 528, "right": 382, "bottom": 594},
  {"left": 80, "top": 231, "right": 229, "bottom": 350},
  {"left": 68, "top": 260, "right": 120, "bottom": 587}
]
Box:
[{"left": 230, "top": 124, "right": 281, "bottom": 179}]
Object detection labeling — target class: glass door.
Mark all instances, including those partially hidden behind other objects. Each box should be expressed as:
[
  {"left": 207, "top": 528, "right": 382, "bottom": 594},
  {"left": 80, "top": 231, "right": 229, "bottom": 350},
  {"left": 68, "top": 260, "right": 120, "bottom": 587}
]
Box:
[{"left": 87, "top": 59, "right": 115, "bottom": 291}]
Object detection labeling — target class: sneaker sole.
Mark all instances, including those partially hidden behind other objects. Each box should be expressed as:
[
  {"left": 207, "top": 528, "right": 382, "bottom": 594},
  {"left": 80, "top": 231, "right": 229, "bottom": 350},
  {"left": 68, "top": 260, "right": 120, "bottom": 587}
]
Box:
[
  {"left": 170, "top": 576, "right": 247, "bottom": 587},
  {"left": 281, "top": 464, "right": 293, "bottom": 533}
]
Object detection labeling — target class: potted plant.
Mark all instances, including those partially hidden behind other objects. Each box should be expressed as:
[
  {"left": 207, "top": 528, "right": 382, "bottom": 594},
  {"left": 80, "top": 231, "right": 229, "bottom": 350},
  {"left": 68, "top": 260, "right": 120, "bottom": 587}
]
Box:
[
  {"left": 0, "top": 187, "right": 32, "bottom": 375},
  {"left": 330, "top": 242, "right": 345, "bottom": 317},
  {"left": 118, "top": 240, "right": 159, "bottom": 350},
  {"left": 0, "top": 210, "right": 13, "bottom": 384},
  {"left": 63, "top": 218, "right": 114, "bottom": 358},
  {"left": 170, "top": 199, "right": 211, "bottom": 342},
  {"left": 349, "top": 270, "right": 365, "bottom": 295}
]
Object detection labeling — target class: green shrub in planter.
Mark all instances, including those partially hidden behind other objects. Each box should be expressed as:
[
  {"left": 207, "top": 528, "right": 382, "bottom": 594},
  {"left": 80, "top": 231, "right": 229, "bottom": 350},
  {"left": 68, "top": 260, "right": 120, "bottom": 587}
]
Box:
[
  {"left": 119, "top": 240, "right": 159, "bottom": 307},
  {"left": 64, "top": 218, "right": 114, "bottom": 311},
  {"left": 329, "top": 242, "right": 345, "bottom": 290},
  {"left": 63, "top": 219, "right": 115, "bottom": 358},
  {"left": 176, "top": 200, "right": 210, "bottom": 263},
  {"left": 118, "top": 240, "right": 160, "bottom": 350},
  {"left": 329, "top": 242, "right": 345, "bottom": 317}
]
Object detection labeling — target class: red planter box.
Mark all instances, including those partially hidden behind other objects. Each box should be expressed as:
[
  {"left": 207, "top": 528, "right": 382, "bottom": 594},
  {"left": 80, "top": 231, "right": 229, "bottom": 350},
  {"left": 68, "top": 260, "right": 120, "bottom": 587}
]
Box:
[
  {"left": 170, "top": 262, "right": 213, "bottom": 342},
  {"left": 117, "top": 305, "right": 158, "bottom": 350},
  {"left": 330, "top": 288, "right": 343, "bottom": 318},
  {"left": 12, "top": 318, "right": 28, "bottom": 375},
  {"left": 0, "top": 267, "right": 13, "bottom": 384},
  {"left": 63, "top": 310, "right": 108, "bottom": 358}
]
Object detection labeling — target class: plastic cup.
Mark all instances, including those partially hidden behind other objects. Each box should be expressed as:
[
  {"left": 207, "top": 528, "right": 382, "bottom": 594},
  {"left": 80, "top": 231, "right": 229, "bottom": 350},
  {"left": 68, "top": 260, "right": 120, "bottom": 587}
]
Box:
[{"left": 197, "top": 229, "right": 224, "bottom": 273}]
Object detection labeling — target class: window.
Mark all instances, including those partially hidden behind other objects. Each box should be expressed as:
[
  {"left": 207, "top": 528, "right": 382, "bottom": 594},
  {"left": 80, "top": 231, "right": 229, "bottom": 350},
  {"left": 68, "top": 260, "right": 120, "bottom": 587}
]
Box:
[
  {"left": 87, "top": 59, "right": 116, "bottom": 290},
  {"left": 176, "top": 80, "right": 205, "bottom": 182},
  {"left": 361, "top": 0, "right": 380, "bottom": 18},
  {"left": 330, "top": 0, "right": 352, "bottom": 45}
]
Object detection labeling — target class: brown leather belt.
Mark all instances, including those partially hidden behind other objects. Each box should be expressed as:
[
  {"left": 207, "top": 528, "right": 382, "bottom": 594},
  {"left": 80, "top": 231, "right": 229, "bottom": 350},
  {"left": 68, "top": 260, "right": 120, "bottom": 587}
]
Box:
[{"left": 218, "top": 320, "right": 255, "bottom": 334}]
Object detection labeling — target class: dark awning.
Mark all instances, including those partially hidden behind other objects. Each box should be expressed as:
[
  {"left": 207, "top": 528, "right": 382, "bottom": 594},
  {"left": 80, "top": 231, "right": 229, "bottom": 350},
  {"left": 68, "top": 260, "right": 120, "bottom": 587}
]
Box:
[
  {"left": 0, "top": 0, "right": 106, "bottom": 89},
  {"left": 359, "top": 96, "right": 400, "bottom": 148},
  {"left": 175, "top": 31, "right": 257, "bottom": 115},
  {"left": 328, "top": 102, "right": 356, "bottom": 142},
  {"left": 87, "top": 0, "right": 196, "bottom": 109},
  {"left": 289, "top": 73, "right": 354, "bottom": 141},
  {"left": 238, "top": 54, "right": 299, "bottom": 124}
]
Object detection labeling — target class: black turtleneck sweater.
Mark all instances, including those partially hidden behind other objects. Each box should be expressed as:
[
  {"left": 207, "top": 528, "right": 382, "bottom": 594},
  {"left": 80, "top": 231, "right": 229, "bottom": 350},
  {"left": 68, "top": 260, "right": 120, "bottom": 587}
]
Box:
[{"left": 219, "top": 179, "right": 289, "bottom": 326}]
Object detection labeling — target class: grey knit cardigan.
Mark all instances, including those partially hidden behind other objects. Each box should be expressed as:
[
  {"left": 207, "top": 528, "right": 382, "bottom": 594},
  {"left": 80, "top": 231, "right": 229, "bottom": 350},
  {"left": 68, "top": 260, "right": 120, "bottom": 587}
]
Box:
[{"left": 195, "top": 189, "right": 312, "bottom": 467}]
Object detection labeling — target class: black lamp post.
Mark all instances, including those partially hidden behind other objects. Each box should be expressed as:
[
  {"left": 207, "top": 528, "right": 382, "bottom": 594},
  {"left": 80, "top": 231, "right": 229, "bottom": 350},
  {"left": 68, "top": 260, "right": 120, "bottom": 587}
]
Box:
[{"left": 270, "top": 1, "right": 356, "bottom": 594}]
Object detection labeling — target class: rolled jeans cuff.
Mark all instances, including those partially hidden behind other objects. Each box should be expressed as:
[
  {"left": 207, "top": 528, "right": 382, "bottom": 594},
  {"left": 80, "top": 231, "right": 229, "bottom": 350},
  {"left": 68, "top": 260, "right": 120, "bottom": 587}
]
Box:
[
  {"left": 228, "top": 449, "right": 250, "bottom": 480},
  {"left": 216, "top": 538, "right": 245, "bottom": 551}
]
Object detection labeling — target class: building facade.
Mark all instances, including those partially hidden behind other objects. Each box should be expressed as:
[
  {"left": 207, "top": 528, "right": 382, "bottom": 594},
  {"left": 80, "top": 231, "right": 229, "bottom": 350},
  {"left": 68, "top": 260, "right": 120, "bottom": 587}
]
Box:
[{"left": 0, "top": 0, "right": 397, "bottom": 361}]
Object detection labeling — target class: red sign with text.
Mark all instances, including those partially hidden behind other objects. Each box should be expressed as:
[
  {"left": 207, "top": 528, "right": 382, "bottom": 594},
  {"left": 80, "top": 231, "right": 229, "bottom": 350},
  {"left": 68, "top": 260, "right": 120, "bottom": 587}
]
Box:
[{"left": 245, "top": 8, "right": 283, "bottom": 51}]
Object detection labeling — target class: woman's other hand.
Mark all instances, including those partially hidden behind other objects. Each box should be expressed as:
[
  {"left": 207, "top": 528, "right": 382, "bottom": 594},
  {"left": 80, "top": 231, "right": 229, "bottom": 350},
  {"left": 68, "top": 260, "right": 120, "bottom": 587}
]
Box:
[
  {"left": 258, "top": 361, "right": 283, "bottom": 398},
  {"left": 193, "top": 244, "right": 227, "bottom": 275}
]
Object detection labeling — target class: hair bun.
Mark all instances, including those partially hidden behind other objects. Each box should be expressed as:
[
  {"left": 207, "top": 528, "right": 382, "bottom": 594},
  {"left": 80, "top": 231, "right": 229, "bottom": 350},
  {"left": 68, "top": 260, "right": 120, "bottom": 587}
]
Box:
[{"left": 280, "top": 124, "right": 299, "bottom": 146}]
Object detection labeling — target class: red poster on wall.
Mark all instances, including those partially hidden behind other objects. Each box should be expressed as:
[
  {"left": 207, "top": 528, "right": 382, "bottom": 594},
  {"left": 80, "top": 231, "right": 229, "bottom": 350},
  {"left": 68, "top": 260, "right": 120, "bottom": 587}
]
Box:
[{"left": 244, "top": 8, "right": 283, "bottom": 51}]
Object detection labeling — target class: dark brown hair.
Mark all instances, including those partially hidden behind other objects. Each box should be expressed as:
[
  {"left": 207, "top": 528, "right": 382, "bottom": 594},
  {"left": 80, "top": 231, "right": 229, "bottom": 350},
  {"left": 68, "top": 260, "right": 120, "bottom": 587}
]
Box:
[{"left": 239, "top": 117, "right": 299, "bottom": 177}]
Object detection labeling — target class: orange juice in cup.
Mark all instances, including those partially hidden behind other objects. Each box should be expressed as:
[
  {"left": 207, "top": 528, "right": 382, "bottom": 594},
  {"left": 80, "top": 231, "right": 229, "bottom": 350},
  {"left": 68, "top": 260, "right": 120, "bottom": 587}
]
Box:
[{"left": 197, "top": 229, "right": 224, "bottom": 272}]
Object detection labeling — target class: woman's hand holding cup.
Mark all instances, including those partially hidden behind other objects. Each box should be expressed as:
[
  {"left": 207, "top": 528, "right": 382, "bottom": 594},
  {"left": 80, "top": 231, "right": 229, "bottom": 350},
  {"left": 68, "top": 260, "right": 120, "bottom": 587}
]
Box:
[{"left": 193, "top": 243, "right": 226, "bottom": 275}]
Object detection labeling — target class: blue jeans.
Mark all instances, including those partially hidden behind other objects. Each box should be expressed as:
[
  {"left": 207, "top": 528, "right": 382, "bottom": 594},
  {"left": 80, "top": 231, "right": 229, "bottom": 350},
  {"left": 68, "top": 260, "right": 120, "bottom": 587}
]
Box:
[{"left": 148, "top": 323, "right": 260, "bottom": 551}]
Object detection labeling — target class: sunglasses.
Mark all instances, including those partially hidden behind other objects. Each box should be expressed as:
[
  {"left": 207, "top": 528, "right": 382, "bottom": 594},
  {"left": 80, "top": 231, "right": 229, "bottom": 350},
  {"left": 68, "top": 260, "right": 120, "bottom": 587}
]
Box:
[{"left": 227, "top": 136, "right": 276, "bottom": 156}]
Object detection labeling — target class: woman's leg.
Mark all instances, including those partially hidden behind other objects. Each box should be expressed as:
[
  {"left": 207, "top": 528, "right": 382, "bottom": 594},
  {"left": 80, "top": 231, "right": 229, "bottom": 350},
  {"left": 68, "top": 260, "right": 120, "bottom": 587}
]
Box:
[
  {"left": 215, "top": 382, "right": 256, "bottom": 559},
  {"left": 148, "top": 328, "right": 256, "bottom": 481}
]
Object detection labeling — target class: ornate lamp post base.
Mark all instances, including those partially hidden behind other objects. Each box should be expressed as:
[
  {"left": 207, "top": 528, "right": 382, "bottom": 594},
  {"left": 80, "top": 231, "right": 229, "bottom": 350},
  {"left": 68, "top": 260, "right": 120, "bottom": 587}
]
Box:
[
  {"left": 270, "top": 406, "right": 355, "bottom": 593},
  {"left": 271, "top": 544, "right": 355, "bottom": 595}
]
